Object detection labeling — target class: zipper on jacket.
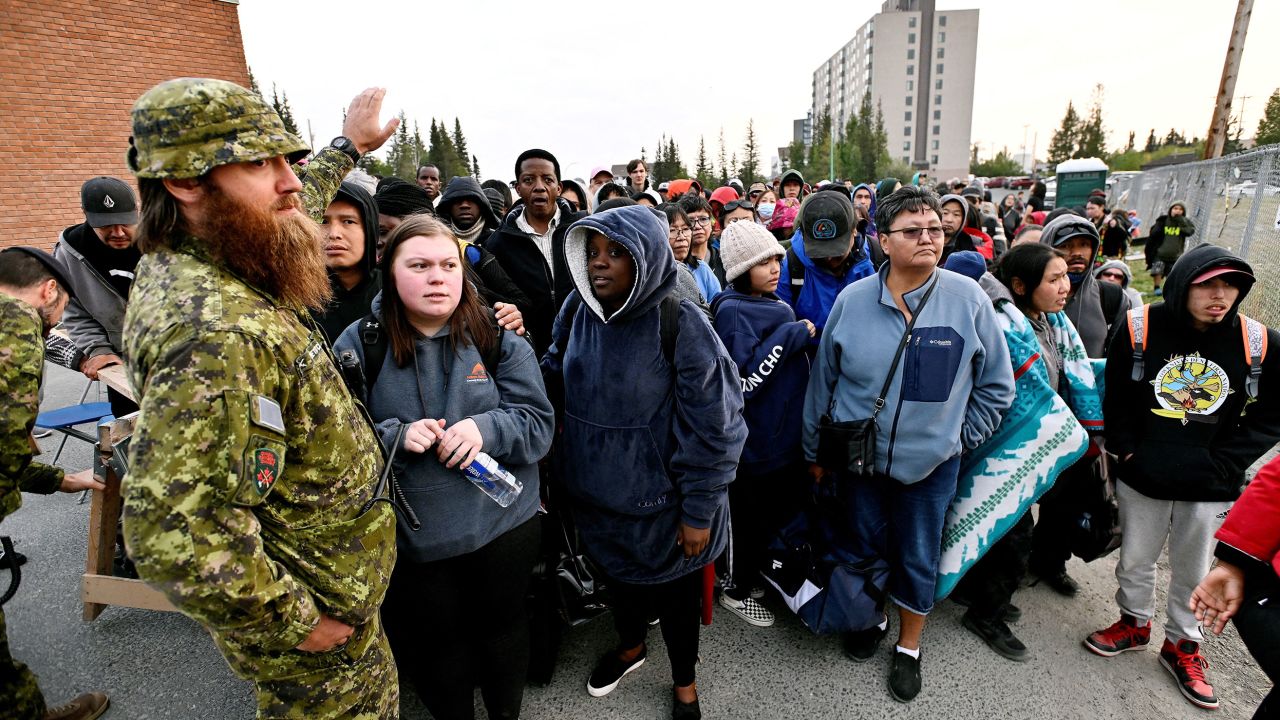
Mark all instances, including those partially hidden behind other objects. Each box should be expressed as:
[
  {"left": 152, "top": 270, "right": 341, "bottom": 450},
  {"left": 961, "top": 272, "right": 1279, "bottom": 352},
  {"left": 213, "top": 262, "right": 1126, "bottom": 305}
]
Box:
[{"left": 883, "top": 334, "right": 910, "bottom": 479}]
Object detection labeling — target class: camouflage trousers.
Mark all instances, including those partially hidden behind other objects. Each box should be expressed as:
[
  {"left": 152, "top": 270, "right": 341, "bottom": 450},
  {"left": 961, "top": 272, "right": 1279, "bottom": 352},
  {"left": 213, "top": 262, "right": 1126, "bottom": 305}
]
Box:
[
  {"left": 219, "top": 614, "right": 399, "bottom": 719},
  {"left": 0, "top": 603, "right": 46, "bottom": 720}
]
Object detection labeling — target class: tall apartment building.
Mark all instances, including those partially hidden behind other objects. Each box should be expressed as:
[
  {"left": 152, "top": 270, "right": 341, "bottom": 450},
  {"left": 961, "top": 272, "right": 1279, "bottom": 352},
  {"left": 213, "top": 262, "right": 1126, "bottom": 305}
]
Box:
[{"left": 810, "top": 0, "right": 978, "bottom": 183}]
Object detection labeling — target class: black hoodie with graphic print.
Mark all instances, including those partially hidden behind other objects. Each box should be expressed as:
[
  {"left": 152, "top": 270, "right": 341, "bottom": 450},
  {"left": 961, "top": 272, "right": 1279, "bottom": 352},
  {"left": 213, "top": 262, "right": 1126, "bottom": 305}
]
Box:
[
  {"left": 1104, "top": 244, "right": 1280, "bottom": 501},
  {"left": 312, "top": 181, "right": 381, "bottom": 344}
]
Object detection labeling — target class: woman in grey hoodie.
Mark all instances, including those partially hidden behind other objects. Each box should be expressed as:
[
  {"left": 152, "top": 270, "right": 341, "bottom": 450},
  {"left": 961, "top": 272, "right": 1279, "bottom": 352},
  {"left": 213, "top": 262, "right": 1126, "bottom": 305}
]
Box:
[{"left": 334, "top": 215, "right": 554, "bottom": 720}]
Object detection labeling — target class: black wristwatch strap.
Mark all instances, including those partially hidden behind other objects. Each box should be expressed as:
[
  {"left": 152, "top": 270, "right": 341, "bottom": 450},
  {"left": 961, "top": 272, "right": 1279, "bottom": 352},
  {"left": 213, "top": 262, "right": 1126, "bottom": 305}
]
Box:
[{"left": 329, "top": 136, "right": 360, "bottom": 164}]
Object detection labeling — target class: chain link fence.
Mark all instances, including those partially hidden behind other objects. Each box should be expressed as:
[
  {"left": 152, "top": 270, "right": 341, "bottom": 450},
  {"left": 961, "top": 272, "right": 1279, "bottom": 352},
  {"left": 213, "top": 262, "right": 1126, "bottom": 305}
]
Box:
[{"left": 1111, "top": 145, "right": 1280, "bottom": 326}]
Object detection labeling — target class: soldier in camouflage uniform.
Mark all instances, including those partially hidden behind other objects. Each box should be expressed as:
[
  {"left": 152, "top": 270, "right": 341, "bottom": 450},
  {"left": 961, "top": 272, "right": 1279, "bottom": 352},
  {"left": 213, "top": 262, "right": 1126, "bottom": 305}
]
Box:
[
  {"left": 120, "top": 78, "right": 401, "bottom": 719},
  {"left": 0, "top": 247, "right": 109, "bottom": 720}
]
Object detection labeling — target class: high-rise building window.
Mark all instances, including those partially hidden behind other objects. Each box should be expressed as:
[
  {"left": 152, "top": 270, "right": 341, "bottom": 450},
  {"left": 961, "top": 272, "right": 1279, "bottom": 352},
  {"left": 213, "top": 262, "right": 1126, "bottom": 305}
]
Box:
[
  {"left": 905, "top": 111, "right": 912, "bottom": 122},
  {"left": 909, "top": 16, "right": 917, "bottom": 28},
  {"left": 904, "top": 141, "right": 911, "bottom": 151},
  {"left": 933, "top": 125, "right": 940, "bottom": 135},
  {"left": 905, "top": 127, "right": 912, "bottom": 136},
  {"left": 906, "top": 80, "right": 914, "bottom": 91},
  {"left": 937, "top": 47, "right": 944, "bottom": 59},
  {"left": 938, "top": 15, "right": 946, "bottom": 26},
  {"left": 932, "top": 140, "right": 940, "bottom": 150},
  {"left": 906, "top": 95, "right": 913, "bottom": 106},
  {"left": 937, "top": 63, "right": 944, "bottom": 74},
  {"left": 934, "top": 110, "right": 941, "bottom": 120},
  {"left": 936, "top": 79, "right": 943, "bottom": 90},
  {"left": 908, "top": 32, "right": 916, "bottom": 44},
  {"left": 935, "top": 94, "right": 942, "bottom": 105},
  {"left": 938, "top": 31, "right": 946, "bottom": 43},
  {"left": 907, "top": 64, "right": 914, "bottom": 75},
  {"left": 932, "top": 154, "right": 939, "bottom": 164},
  {"left": 907, "top": 48, "right": 915, "bottom": 60}
]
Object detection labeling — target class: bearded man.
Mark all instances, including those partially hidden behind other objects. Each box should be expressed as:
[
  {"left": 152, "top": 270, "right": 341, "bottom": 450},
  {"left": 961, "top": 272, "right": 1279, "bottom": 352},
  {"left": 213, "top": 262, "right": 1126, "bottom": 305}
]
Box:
[{"left": 120, "top": 78, "right": 401, "bottom": 719}]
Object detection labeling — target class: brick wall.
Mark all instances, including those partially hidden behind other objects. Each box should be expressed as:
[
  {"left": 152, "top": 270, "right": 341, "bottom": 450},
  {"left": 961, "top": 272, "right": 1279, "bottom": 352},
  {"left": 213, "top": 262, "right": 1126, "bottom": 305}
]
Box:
[{"left": 0, "top": 0, "right": 249, "bottom": 249}]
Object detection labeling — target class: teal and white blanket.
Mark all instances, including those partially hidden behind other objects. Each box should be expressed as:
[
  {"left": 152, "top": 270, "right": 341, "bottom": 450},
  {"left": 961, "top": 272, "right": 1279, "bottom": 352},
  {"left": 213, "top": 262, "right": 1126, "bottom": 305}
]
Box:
[{"left": 935, "top": 302, "right": 1104, "bottom": 600}]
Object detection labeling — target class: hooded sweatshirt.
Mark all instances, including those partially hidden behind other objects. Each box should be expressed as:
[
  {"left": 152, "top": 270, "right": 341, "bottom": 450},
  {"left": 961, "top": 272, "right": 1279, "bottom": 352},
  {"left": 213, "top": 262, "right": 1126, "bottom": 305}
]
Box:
[
  {"left": 779, "top": 169, "right": 808, "bottom": 200},
  {"left": 775, "top": 232, "right": 876, "bottom": 340},
  {"left": 1040, "top": 218, "right": 1122, "bottom": 358},
  {"left": 1094, "top": 260, "right": 1144, "bottom": 308},
  {"left": 852, "top": 182, "right": 878, "bottom": 238},
  {"left": 710, "top": 289, "right": 811, "bottom": 475},
  {"left": 312, "top": 182, "right": 382, "bottom": 344},
  {"left": 437, "top": 176, "right": 500, "bottom": 247},
  {"left": 1104, "top": 244, "right": 1280, "bottom": 501},
  {"left": 939, "top": 194, "right": 981, "bottom": 265},
  {"left": 53, "top": 222, "right": 140, "bottom": 363},
  {"left": 333, "top": 317, "right": 554, "bottom": 563},
  {"left": 1147, "top": 201, "right": 1197, "bottom": 265},
  {"left": 541, "top": 205, "right": 747, "bottom": 584},
  {"left": 803, "top": 265, "right": 1014, "bottom": 482}
]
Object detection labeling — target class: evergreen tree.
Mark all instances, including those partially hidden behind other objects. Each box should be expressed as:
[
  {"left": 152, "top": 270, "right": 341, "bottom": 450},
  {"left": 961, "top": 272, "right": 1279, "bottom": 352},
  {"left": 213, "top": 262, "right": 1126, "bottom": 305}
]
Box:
[
  {"left": 739, "top": 119, "right": 761, "bottom": 184},
  {"left": 695, "top": 136, "right": 715, "bottom": 188},
  {"left": 271, "top": 84, "right": 299, "bottom": 135},
  {"left": 471, "top": 154, "right": 481, "bottom": 180},
  {"left": 717, "top": 128, "right": 729, "bottom": 185},
  {"left": 1047, "top": 101, "right": 1080, "bottom": 166},
  {"left": 805, "top": 111, "right": 833, "bottom": 182},
  {"left": 1145, "top": 128, "right": 1159, "bottom": 152},
  {"left": 1164, "top": 128, "right": 1188, "bottom": 147},
  {"left": 1074, "top": 84, "right": 1107, "bottom": 158},
  {"left": 640, "top": 146, "right": 647, "bottom": 165},
  {"left": 871, "top": 102, "right": 894, "bottom": 179},
  {"left": 411, "top": 122, "right": 428, "bottom": 170},
  {"left": 247, "top": 68, "right": 262, "bottom": 98},
  {"left": 729, "top": 152, "right": 738, "bottom": 183},
  {"left": 451, "top": 119, "right": 470, "bottom": 177},
  {"left": 667, "top": 137, "right": 688, "bottom": 180},
  {"left": 385, "top": 110, "right": 416, "bottom": 180},
  {"left": 1125, "top": 130, "right": 1136, "bottom": 153},
  {"left": 1256, "top": 88, "right": 1280, "bottom": 147}
]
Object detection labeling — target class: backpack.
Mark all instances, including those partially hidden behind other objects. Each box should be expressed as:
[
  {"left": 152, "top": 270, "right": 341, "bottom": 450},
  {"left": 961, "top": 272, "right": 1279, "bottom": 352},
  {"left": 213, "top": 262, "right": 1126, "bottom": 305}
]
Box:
[
  {"left": 559, "top": 291, "right": 682, "bottom": 365},
  {"left": 337, "top": 310, "right": 506, "bottom": 403},
  {"left": 1126, "top": 304, "right": 1268, "bottom": 398}
]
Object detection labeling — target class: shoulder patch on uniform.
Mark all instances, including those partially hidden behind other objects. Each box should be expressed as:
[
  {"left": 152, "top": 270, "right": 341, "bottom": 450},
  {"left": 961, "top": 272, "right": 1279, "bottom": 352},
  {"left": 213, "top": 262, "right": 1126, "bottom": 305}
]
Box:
[
  {"left": 252, "top": 448, "right": 279, "bottom": 495},
  {"left": 251, "top": 395, "right": 286, "bottom": 434}
]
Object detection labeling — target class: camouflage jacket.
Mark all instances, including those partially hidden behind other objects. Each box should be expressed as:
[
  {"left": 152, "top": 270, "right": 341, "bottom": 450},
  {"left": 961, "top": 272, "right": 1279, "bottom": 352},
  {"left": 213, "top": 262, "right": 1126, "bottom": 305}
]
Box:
[
  {"left": 121, "top": 150, "right": 395, "bottom": 656},
  {"left": 0, "top": 294, "right": 63, "bottom": 522},
  {"left": 299, "top": 147, "right": 354, "bottom": 222}
]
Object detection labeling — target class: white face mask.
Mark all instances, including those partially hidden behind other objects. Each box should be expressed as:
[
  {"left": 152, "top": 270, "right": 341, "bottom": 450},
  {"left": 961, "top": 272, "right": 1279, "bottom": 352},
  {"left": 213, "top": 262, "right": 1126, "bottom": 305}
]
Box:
[{"left": 756, "top": 202, "right": 776, "bottom": 220}]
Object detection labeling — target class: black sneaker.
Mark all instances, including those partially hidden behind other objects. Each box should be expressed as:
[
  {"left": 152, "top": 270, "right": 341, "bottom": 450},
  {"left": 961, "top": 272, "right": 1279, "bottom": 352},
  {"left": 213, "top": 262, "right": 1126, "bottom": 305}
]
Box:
[
  {"left": 842, "top": 620, "right": 888, "bottom": 663},
  {"left": 587, "top": 645, "right": 647, "bottom": 698},
  {"left": 672, "top": 688, "right": 702, "bottom": 720},
  {"left": 888, "top": 649, "right": 922, "bottom": 702},
  {"left": 1032, "top": 568, "right": 1080, "bottom": 597},
  {"left": 950, "top": 593, "right": 1021, "bottom": 623},
  {"left": 962, "top": 611, "right": 1029, "bottom": 662}
]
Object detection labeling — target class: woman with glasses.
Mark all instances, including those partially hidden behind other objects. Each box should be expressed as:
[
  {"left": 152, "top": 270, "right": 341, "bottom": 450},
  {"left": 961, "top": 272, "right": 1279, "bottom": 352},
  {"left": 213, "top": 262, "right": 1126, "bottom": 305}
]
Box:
[
  {"left": 1094, "top": 259, "right": 1143, "bottom": 307},
  {"left": 803, "top": 186, "right": 1014, "bottom": 703},
  {"left": 334, "top": 215, "right": 554, "bottom": 720}
]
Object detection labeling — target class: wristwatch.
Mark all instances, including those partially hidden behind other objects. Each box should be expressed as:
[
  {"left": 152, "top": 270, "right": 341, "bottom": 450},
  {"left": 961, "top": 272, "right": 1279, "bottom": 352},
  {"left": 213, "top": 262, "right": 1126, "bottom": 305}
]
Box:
[{"left": 329, "top": 136, "right": 361, "bottom": 164}]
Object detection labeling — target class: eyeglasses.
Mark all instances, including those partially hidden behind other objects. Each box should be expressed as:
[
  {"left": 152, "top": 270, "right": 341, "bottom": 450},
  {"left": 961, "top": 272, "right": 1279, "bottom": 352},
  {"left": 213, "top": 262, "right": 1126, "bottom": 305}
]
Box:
[
  {"left": 670, "top": 228, "right": 693, "bottom": 239},
  {"left": 748, "top": 190, "right": 764, "bottom": 199},
  {"left": 690, "top": 217, "right": 713, "bottom": 228},
  {"left": 885, "top": 226, "right": 945, "bottom": 240}
]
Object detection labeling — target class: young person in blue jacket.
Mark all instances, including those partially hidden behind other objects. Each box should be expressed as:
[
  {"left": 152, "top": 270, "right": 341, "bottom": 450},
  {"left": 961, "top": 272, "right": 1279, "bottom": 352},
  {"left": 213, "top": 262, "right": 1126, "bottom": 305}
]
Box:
[
  {"left": 542, "top": 204, "right": 747, "bottom": 720},
  {"left": 710, "top": 220, "right": 815, "bottom": 629}
]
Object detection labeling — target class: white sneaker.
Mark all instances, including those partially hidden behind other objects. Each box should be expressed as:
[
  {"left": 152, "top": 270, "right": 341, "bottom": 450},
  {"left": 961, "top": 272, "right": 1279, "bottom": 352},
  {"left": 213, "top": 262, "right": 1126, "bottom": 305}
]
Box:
[{"left": 719, "top": 592, "right": 775, "bottom": 627}]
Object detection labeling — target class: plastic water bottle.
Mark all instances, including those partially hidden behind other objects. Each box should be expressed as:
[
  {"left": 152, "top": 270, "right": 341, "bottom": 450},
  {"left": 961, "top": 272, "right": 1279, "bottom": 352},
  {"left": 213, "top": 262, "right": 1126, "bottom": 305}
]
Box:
[{"left": 461, "top": 452, "right": 523, "bottom": 507}]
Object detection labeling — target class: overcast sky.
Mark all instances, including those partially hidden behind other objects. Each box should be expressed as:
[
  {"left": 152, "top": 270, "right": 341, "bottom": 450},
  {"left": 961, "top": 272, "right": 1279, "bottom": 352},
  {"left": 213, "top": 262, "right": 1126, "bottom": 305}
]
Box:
[{"left": 239, "top": 0, "right": 1279, "bottom": 182}]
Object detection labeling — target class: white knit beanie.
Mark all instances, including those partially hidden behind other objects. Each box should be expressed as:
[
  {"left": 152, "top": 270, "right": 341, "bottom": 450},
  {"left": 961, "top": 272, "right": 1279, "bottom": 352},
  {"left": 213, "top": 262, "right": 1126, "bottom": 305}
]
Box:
[{"left": 721, "top": 221, "right": 784, "bottom": 282}]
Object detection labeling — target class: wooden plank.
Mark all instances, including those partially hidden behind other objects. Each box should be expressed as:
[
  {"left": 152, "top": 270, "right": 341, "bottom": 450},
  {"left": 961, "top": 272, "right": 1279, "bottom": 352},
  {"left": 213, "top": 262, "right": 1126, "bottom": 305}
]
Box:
[
  {"left": 84, "top": 443, "right": 125, "bottom": 621},
  {"left": 96, "top": 363, "right": 135, "bottom": 402},
  {"left": 81, "top": 575, "right": 176, "bottom": 613}
]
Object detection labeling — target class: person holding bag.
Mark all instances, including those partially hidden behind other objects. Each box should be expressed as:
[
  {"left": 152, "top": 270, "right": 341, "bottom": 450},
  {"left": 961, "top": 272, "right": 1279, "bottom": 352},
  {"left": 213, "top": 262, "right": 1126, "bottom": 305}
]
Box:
[
  {"left": 334, "top": 214, "right": 554, "bottom": 720},
  {"left": 802, "top": 186, "right": 1014, "bottom": 703}
]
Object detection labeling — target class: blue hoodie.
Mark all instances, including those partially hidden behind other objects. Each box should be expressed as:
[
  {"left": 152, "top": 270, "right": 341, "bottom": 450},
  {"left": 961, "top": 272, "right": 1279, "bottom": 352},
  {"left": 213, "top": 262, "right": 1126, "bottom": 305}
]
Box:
[
  {"left": 803, "top": 266, "right": 1015, "bottom": 483},
  {"left": 542, "top": 205, "right": 747, "bottom": 584},
  {"left": 853, "top": 182, "right": 878, "bottom": 238},
  {"left": 711, "top": 289, "right": 812, "bottom": 475},
  {"left": 775, "top": 233, "right": 876, "bottom": 339}
]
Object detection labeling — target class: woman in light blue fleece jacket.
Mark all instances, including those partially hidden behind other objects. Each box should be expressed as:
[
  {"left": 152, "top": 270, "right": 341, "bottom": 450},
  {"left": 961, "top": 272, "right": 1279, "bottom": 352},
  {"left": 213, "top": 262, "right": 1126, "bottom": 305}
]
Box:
[{"left": 803, "top": 186, "right": 1014, "bottom": 703}]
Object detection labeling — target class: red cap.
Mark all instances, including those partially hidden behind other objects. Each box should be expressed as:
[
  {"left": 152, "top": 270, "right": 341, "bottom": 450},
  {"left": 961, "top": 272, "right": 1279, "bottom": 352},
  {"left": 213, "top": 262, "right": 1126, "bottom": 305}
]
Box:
[
  {"left": 1191, "top": 266, "right": 1253, "bottom": 285},
  {"left": 709, "top": 186, "right": 740, "bottom": 206}
]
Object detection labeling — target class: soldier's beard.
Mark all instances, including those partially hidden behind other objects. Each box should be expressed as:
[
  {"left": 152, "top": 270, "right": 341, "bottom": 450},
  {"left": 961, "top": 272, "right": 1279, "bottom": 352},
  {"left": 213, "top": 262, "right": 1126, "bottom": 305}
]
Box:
[{"left": 196, "top": 186, "right": 333, "bottom": 311}]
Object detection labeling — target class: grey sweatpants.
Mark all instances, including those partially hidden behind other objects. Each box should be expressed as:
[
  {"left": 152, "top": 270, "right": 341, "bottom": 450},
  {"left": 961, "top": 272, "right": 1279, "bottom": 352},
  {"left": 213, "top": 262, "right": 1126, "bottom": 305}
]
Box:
[{"left": 1114, "top": 481, "right": 1232, "bottom": 643}]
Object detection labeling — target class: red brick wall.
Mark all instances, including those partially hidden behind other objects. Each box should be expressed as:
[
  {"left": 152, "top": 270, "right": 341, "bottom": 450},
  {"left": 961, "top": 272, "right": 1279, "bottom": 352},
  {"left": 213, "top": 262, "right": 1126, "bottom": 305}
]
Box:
[{"left": 0, "top": 0, "right": 249, "bottom": 249}]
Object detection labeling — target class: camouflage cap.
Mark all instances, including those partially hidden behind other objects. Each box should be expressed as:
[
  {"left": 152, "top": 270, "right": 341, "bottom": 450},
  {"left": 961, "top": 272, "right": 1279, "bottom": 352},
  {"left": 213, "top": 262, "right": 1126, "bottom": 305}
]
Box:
[{"left": 128, "top": 78, "right": 310, "bottom": 179}]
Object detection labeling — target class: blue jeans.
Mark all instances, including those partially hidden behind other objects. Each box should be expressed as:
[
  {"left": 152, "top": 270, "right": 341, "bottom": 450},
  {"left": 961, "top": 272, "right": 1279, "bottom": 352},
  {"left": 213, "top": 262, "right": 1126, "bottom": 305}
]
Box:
[{"left": 843, "top": 455, "right": 960, "bottom": 615}]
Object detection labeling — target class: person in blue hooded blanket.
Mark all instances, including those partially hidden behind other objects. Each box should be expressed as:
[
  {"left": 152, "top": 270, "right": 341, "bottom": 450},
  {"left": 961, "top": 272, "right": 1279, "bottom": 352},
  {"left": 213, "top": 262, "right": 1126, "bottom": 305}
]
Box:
[{"left": 541, "top": 204, "right": 747, "bottom": 720}]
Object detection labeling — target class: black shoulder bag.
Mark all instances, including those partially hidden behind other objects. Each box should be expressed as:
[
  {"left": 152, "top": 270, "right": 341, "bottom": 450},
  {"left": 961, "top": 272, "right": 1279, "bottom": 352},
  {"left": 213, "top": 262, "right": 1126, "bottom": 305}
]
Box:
[{"left": 816, "top": 275, "right": 939, "bottom": 476}]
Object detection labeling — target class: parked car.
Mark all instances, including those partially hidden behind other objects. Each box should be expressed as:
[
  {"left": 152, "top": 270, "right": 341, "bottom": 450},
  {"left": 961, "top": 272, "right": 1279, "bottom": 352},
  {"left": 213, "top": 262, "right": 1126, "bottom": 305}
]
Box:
[
  {"left": 1223, "top": 181, "right": 1280, "bottom": 199},
  {"left": 1008, "top": 176, "right": 1035, "bottom": 189},
  {"left": 987, "top": 176, "right": 1007, "bottom": 188}
]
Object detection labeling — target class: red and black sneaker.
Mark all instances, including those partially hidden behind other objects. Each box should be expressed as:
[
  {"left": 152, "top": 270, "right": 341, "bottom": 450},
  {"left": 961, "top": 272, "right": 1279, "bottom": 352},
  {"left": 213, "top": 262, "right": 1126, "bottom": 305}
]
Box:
[
  {"left": 1160, "top": 639, "right": 1219, "bottom": 710},
  {"left": 1084, "top": 614, "right": 1151, "bottom": 657}
]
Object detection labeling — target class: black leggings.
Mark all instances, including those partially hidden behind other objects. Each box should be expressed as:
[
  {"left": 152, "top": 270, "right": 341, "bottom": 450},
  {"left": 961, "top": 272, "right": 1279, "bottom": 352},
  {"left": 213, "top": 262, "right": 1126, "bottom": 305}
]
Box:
[
  {"left": 382, "top": 516, "right": 540, "bottom": 720},
  {"left": 1030, "top": 457, "right": 1093, "bottom": 574},
  {"left": 609, "top": 569, "right": 703, "bottom": 687},
  {"left": 1235, "top": 569, "right": 1279, "bottom": 720},
  {"left": 725, "top": 466, "right": 802, "bottom": 600}
]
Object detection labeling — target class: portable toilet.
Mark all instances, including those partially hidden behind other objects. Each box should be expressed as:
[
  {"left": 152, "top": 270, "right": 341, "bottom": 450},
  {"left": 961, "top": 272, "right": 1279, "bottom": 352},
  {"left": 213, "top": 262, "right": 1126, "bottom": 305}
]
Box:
[{"left": 1054, "top": 158, "right": 1108, "bottom": 209}]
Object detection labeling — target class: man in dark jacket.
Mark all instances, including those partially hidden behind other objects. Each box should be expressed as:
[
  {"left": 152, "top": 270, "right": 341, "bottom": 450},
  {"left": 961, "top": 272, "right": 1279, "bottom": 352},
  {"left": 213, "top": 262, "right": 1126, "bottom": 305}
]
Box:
[
  {"left": 312, "top": 181, "right": 382, "bottom": 344},
  {"left": 438, "top": 176, "right": 499, "bottom": 247},
  {"left": 1086, "top": 244, "right": 1280, "bottom": 711},
  {"left": 52, "top": 176, "right": 141, "bottom": 417},
  {"left": 485, "top": 148, "right": 586, "bottom": 356},
  {"left": 1145, "top": 201, "right": 1195, "bottom": 296}
]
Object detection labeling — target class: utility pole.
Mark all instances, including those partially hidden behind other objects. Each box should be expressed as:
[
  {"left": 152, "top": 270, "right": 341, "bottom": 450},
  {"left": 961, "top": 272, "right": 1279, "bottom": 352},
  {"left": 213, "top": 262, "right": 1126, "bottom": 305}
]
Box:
[{"left": 1204, "top": 0, "right": 1253, "bottom": 159}]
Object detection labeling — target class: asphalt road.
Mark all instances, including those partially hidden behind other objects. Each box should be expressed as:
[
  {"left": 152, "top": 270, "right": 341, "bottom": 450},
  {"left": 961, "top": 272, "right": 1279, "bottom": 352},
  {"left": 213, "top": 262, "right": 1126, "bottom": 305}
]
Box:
[{"left": 3, "top": 362, "right": 1272, "bottom": 719}]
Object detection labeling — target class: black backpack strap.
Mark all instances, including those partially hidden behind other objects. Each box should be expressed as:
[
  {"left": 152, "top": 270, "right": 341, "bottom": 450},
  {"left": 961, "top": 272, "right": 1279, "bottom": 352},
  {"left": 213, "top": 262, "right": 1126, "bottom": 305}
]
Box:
[
  {"left": 785, "top": 245, "right": 804, "bottom": 307},
  {"left": 480, "top": 309, "right": 507, "bottom": 378},
  {"left": 336, "top": 313, "right": 387, "bottom": 403}
]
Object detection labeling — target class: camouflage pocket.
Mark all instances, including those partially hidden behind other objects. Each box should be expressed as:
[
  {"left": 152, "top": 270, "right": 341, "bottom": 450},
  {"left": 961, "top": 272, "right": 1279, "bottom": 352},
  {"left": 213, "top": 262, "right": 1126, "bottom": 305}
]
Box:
[{"left": 223, "top": 390, "right": 289, "bottom": 507}]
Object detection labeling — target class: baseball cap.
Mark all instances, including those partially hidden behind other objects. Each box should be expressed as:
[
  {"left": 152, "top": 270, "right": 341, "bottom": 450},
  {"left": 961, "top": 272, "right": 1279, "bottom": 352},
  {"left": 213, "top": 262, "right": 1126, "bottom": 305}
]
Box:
[
  {"left": 799, "top": 192, "right": 855, "bottom": 259},
  {"left": 590, "top": 166, "right": 613, "bottom": 181},
  {"left": 1191, "top": 265, "right": 1254, "bottom": 285},
  {"left": 81, "top": 177, "right": 139, "bottom": 227},
  {"left": 1, "top": 246, "right": 76, "bottom": 297}
]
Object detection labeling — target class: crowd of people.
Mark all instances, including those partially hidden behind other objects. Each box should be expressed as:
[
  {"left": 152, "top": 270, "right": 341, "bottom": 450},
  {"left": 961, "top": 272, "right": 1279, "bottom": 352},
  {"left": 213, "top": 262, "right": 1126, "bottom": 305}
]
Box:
[{"left": 0, "top": 77, "right": 1276, "bottom": 720}]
